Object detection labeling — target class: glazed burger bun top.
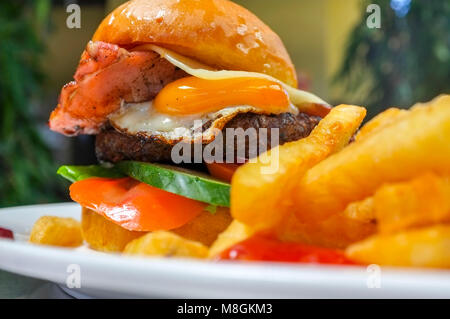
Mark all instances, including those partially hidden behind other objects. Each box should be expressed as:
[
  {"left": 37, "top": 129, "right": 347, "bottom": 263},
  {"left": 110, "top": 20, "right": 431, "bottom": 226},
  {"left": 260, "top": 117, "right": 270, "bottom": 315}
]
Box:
[{"left": 92, "top": 0, "right": 298, "bottom": 87}]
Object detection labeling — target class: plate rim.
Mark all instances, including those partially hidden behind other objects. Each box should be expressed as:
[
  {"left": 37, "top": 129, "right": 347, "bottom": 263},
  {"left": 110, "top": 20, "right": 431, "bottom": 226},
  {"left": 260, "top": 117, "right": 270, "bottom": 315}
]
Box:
[{"left": 1, "top": 202, "right": 450, "bottom": 298}]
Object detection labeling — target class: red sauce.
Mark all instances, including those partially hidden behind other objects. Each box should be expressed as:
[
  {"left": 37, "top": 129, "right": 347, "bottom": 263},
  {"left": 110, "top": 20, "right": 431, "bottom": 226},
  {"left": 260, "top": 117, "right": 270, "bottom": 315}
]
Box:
[
  {"left": 218, "top": 235, "right": 356, "bottom": 265},
  {"left": 0, "top": 227, "right": 14, "bottom": 240}
]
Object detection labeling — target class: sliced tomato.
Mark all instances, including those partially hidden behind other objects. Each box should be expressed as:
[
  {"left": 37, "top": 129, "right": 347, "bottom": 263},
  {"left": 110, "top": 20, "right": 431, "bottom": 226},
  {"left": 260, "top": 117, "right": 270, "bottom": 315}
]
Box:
[
  {"left": 218, "top": 235, "right": 357, "bottom": 265},
  {"left": 206, "top": 162, "right": 240, "bottom": 183},
  {"left": 69, "top": 177, "right": 206, "bottom": 231}
]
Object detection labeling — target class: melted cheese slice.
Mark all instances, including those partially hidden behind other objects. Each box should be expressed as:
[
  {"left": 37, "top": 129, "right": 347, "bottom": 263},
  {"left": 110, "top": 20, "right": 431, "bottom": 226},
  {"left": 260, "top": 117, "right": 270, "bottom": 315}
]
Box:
[{"left": 132, "top": 44, "right": 329, "bottom": 111}]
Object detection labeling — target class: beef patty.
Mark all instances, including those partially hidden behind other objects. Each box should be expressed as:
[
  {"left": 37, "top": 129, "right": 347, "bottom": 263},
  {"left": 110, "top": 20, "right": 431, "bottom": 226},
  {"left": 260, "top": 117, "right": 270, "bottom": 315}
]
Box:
[{"left": 96, "top": 112, "right": 321, "bottom": 164}]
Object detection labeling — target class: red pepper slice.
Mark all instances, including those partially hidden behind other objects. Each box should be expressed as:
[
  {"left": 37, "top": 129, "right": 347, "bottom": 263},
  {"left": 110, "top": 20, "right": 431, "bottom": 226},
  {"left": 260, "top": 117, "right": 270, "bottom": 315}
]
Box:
[{"left": 70, "top": 177, "right": 206, "bottom": 231}]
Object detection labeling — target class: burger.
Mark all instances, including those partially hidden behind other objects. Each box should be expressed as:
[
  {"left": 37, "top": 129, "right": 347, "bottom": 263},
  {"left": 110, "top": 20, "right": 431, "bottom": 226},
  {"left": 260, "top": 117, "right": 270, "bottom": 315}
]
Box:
[{"left": 49, "top": 0, "right": 329, "bottom": 253}]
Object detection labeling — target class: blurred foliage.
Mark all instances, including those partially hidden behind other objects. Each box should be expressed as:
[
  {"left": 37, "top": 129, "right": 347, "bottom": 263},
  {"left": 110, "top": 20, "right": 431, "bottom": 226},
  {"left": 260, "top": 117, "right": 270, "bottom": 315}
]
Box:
[
  {"left": 335, "top": 0, "right": 450, "bottom": 119},
  {"left": 0, "top": 0, "right": 62, "bottom": 207}
]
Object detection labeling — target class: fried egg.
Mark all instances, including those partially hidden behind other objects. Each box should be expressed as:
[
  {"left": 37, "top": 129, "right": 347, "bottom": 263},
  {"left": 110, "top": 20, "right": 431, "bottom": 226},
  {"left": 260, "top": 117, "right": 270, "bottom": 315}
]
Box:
[
  {"left": 109, "top": 101, "right": 283, "bottom": 144},
  {"left": 108, "top": 44, "right": 328, "bottom": 144}
]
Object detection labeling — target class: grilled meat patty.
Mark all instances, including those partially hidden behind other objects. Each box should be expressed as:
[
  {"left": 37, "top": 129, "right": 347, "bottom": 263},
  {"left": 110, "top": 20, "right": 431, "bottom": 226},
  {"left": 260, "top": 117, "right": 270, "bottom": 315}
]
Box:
[{"left": 96, "top": 112, "right": 321, "bottom": 164}]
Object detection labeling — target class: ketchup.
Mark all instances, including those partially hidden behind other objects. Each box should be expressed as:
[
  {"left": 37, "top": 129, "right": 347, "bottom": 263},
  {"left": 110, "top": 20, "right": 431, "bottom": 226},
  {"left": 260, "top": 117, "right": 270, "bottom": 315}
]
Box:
[
  {"left": 218, "top": 235, "right": 356, "bottom": 265},
  {"left": 0, "top": 227, "right": 14, "bottom": 240}
]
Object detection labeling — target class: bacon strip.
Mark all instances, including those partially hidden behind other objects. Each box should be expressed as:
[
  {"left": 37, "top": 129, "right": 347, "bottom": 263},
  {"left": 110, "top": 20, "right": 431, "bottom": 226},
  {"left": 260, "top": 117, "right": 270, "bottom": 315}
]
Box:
[{"left": 49, "top": 41, "right": 187, "bottom": 136}]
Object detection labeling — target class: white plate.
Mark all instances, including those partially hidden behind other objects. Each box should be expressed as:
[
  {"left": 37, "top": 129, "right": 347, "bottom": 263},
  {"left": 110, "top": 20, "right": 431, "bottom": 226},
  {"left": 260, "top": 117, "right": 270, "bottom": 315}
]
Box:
[{"left": 0, "top": 203, "right": 449, "bottom": 298}]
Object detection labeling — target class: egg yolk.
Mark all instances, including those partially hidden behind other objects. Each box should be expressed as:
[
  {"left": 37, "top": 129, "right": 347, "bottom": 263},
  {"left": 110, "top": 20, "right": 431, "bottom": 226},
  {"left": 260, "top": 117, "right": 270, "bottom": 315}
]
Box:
[{"left": 153, "top": 76, "right": 291, "bottom": 116}]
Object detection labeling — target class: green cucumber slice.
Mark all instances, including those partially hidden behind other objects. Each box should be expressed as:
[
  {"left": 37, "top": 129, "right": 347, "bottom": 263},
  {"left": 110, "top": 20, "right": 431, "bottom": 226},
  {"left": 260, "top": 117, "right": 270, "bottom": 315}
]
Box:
[
  {"left": 116, "top": 161, "right": 230, "bottom": 207},
  {"left": 57, "top": 165, "right": 124, "bottom": 183}
]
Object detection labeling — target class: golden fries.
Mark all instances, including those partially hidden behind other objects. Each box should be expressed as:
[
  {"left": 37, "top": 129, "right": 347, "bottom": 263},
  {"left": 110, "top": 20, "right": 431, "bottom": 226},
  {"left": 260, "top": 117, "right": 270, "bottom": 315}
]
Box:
[
  {"left": 172, "top": 207, "right": 232, "bottom": 246},
  {"left": 231, "top": 104, "right": 366, "bottom": 231},
  {"left": 295, "top": 95, "right": 450, "bottom": 222},
  {"left": 81, "top": 207, "right": 144, "bottom": 252},
  {"left": 342, "top": 197, "right": 375, "bottom": 222},
  {"left": 210, "top": 197, "right": 376, "bottom": 255},
  {"left": 124, "top": 231, "right": 208, "bottom": 258},
  {"left": 208, "top": 220, "right": 254, "bottom": 258},
  {"left": 346, "top": 225, "right": 450, "bottom": 268},
  {"left": 355, "top": 107, "right": 408, "bottom": 142},
  {"left": 32, "top": 93, "right": 450, "bottom": 269},
  {"left": 273, "top": 211, "right": 376, "bottom": 249},
  {"left": 82, "top": 206, "right": 232, "bottom": 251},
  {"left": 374, "top": 173, "right": 450, "bottom": 234},
  {"left": 29, "top": 216, "right": 83, "bottom": 247}
]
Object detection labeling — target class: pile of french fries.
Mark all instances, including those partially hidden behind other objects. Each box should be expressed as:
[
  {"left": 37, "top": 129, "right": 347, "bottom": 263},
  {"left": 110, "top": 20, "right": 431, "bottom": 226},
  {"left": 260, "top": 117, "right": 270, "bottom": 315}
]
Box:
[
  {"left": 29, "top": 208, "right": 229, "bottom": 259},
  {"left": 29, "top": 95, "right": 450, "bottom": 268},
  {"left": 227, "top": 95, "right": 450, "bottom": 268}
]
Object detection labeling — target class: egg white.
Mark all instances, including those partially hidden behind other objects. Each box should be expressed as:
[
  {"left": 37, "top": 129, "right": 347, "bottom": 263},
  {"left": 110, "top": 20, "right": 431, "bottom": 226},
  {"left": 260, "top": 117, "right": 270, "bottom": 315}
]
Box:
[{"left": 109, "top": 101, "right": 295, "bottom": 144}]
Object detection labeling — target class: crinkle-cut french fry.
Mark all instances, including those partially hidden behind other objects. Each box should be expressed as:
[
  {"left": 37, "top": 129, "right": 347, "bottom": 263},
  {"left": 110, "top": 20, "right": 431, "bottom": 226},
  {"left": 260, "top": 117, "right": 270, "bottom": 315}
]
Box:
[
  {"left": 374, "top": 173, "right": 450, "bottom": 234},
  {"left": 295, "top": 95, "right": 450, "bottom": 223},
  {"left": 272, "top": 212, "right": 376, "bottom": 249},
  {"left": 208, "top": 220, "right": 254, "bottom": 258},
  {"left": 81, "top": 207, "right": 144, "bottom": 252},
  {"left": 124, "top": 231, "right": 208, "bottom": 258},
  {"left": 82, "top": 206, "right": 231, "bottom": 252},
  {"left": 346, "top": 225, "right": 450, "bottom": 268},
  {"left": 231, "top": 105, "right": 366, "bottom": 231},
  {"left": 172, "top": 207, "right": 232, "bottom": 247},
  {"left": 343, "top": 197, "right": 375, "bottom": 222},
  {"left": 269, "top": 194, "right": 376, "bottom": 250},
  {"left": 355, "top": 107, "right": 408, "bottom": 142},
  {"left": 30, "top": 216, "right": 83, "bottom": 247}
]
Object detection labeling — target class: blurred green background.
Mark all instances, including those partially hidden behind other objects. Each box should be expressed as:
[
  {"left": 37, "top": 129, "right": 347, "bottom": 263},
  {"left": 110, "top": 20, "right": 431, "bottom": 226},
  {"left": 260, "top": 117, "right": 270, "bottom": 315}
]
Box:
[{"left": 0, "top": 0, "right": 449, "bottom": 207}]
